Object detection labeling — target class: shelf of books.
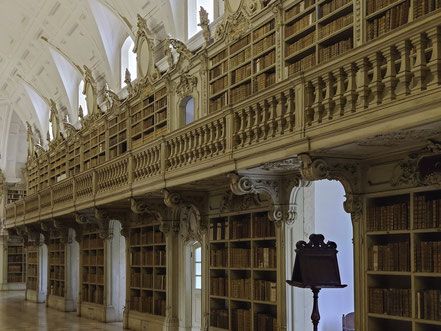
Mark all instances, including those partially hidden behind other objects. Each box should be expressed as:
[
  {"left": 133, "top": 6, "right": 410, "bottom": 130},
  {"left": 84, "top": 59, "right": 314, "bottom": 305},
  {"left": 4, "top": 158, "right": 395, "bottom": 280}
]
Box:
[
  {"left": 108, "top": 112, "right": 128, "bottom": 160},
  {"left": 209, "top": 212, "right": 278, "bottom": 331},
  {"left": 48, "top": 237, "right": 65, "bottom": 298},
  {"left": 7, "top": 238, "right": 26, "bottom": 284},
  {"left": 128, "top": 224, "right": 167, "bottom": 317},
  {"left": 208, "top": 19, "right": 277, "bottom": 113},
  {"left": 39, "top": 160, "right": 49, "bottom": 190},
  {"left": 284, "top": 0, "right": 354, "bottom": 77},
  {"left": 130, "top": 86, "right": 168, "bottom": 150},
  {"left": 67, "top": 139, "right": 81, "bottom": 177},
  {"left": 7, "top": 187, "right": 26, "bottom": 204},
  {"left": 413, "top": 0, "right": 441, "bottom": 19},
  {"left": 27, "top": 164, "right": 38, "bottom": 194},
  {"left": 365, "top": 188, "right": 441, "bottom": 331},
  {"left": 49, "top": 149, "right": 67, "bottom": 184},
  {"left": 81, "top": 230, "right": 105, "bottom": 306},
  {"left": 366, "top": 0, "right": 410, "bottom": 41},
  {"left": 82, "top": 122, "right": 106, "bottom": 170},
  {"left": 26, "top": 245, "right": 38, "bottom": 292}
]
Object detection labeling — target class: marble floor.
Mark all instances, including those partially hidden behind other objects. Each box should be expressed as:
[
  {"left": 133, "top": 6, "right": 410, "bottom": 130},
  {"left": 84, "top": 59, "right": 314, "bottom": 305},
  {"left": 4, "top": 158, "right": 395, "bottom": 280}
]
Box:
[{"left": 0, "top": 291, "right": 124, "bottom": 330}]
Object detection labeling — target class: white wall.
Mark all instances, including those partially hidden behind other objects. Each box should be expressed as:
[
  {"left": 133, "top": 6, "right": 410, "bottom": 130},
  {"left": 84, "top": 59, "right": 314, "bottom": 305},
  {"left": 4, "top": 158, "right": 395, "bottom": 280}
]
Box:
[{"left": 314, "top": 180, "right": 354, "bottom": 331}]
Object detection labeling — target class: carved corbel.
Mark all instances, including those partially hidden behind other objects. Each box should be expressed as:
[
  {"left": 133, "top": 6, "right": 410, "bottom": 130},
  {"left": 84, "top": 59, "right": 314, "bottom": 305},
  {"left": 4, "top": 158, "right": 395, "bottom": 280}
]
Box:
[
  {"left": 129, "top": 198, "right": 164, "bottom": 222},
  {"left": 52, "top": 219, "right": 72, "bottom": 244},
  {"left": 74, "top": 209, "right": 112, "bottom": 240},
  {"left": 228, "top": 172, "right": 302, "bottom": 226}
]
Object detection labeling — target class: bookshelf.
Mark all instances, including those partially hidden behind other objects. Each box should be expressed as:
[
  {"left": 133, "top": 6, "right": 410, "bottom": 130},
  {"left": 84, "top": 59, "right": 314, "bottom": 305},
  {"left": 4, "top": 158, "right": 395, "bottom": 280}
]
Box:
[
  {"left": 108, "top": 112, "right": 128, "bottom": 160},
  {"left": 284, "top": 0, "right": 354, "bottom": 77},
  {"left": 6, "top": 187, "right": 26, "bottom": 204},
  {"left": 365, "top": 189, "right": 441, "bottom": 331},
  {"left": 38, "top": 159, "right": 49, "bottom": 189},
  {"left": 81, "top": 230, "right": 105, "bottom": 305},
  {"left": 128, "top": 224, "right": 167, "bottom": 317},
  {"left": 130, "top": 86, "right": 168, "bottom": 150},
  {"left": 209, "top": 212, "right": 278, "bottom": 331},
  {"left": 208, "top": 19, "right": 277, "bottom": 113},
  {"left": 82, "top": 123, "right": 106, "bottom": 170},
  {"left": 26, "top": 245, "right": 38, "bottom": 292},
  {"left": 27, "top": 164, "right": 38, "bottom": 195},
  {"left": 413, "top": 0, "right": 441, "bottom": 19},
  {"left": 67, "top": 139, "right": 81, "bottom": 177},
  {"left": 48, "top": 237, "right": 65, "bottom": 298},
  {"left": 7, "top": 238, "right": 26, "bottom": 283},
  {"left": 49, "top": 149, "right": 67, "bottom": 184}
]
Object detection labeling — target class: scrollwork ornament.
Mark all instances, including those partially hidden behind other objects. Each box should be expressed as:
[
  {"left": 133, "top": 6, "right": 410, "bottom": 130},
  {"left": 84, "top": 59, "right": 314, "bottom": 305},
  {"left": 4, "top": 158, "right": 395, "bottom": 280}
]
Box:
[{"left": 176, "top": 74, "right": 198, "bottom": 99}]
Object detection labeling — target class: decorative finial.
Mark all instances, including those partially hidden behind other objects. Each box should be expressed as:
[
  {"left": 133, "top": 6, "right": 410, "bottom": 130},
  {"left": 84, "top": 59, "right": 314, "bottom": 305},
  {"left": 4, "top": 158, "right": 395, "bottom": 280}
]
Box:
[{"left": 198, "top": 6, "right": 211, "bottom": 44}]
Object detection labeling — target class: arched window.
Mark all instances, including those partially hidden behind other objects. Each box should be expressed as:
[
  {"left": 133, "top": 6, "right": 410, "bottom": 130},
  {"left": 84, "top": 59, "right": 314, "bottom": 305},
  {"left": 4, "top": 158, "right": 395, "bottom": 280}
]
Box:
[
  {"left": 121, "top": 36, "right": 137, "bottom": 87},
  {"left": 188, "top": 0, "right": 218, "bottom": 39},
  {"left": 185, "top": 97, "right": 195, "bottom": 125},
  {"left": 78, "top": 80, "right": 88, "bottom": 117}
]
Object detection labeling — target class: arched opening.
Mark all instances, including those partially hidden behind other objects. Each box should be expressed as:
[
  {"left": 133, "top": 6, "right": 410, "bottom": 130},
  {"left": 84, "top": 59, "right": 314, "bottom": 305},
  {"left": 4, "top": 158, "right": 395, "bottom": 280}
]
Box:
[
  {"left": 287, "top": 180, "right": 354, "bottom": 331},
  {"left": 179, "top": 96, "right": 195, "bottom": 128},
  {"left": 78, "top": 80, "right": 88, "bottom": 117},
  {"left": 185, "top": 97, "right": 195, "bottom": 125},
  {"left": 121, "top": 37, "right": 137, "bottom": 88},
  {"left": 190, "top": 241, "right": 202, "bottom": 330}
]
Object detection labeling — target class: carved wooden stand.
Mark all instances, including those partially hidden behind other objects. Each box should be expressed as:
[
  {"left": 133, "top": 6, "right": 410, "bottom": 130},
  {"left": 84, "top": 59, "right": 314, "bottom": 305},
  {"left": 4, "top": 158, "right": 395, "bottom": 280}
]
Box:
[{"left": 311, "top": 287, "right": 321, "bottom": 331}]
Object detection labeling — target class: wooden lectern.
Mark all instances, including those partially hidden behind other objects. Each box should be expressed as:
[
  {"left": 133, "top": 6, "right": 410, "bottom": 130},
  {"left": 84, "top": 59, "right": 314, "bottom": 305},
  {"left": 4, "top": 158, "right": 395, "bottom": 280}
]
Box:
[{"left": 287, "top": 234, "right": 347, "bottom": 331}]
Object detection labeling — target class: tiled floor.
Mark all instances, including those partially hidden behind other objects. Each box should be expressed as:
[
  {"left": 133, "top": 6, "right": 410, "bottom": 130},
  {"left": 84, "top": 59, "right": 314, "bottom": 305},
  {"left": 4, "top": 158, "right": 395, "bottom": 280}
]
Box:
[{"left": 0, "top": 291, "right": 124, "bottom": 330}]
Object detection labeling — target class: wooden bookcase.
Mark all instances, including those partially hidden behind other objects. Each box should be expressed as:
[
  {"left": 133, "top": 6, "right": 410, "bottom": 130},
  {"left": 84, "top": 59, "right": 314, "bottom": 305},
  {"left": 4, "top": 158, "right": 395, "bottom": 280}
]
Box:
[
  {"left": 27, "top": 165, "right": 39, "bottom": 195},
  {"left": 208, "top": 212, "right": 278, "bottom": 331},
  {"left": 26, "top": 245, "right": 38, "bottom": 292},
  {"left": 67, "top": 139, "right": 81, "bottom": 177},
  {"left": 128, "top": 224, "right": 167, "bottom": 316},
  {"left": 365, "top": 188, "right": 441, "bottom": 331},
  {"left": 7, "top": 238, "right": 26, "bottom": 283},
  {"left": 82, "top": 123, "right": 106, "bottom": 170},
  {"left": 81, "top": 230, "right": 105, "bottom": 305},
  {"left": 48, "top": 237, "right": 65, "bottom": 297},
  {"left": 208, "top": 18, "right": 277, "bottom": 113},
  {"left": 7, "top": 187, "right": 26, "bottom": 204},
  {"left": 108, "top": 112, "right": 128, "bottom": 160},
  {"left": 130, "top": 86, "right": 168, "bottom": 150},
  {"left": 39, "top": 160, "right": 49, "bottom": 189},
  {"left": 49, "top": 149, "right": 67, "bottom": 184},
  {"left": 284, "top": 0, "right": 354, "bottom": 77}
]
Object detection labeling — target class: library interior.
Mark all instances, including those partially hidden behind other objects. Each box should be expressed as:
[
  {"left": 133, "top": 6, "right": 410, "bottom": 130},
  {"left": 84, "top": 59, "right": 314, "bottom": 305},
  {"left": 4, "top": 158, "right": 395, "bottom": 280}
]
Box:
[{"left": 0, "top": 0, "right": 440, "bottom": 330}]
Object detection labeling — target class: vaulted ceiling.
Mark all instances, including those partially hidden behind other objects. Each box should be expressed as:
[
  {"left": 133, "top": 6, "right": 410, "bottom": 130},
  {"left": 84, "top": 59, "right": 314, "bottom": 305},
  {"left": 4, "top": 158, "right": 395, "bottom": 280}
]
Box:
[{"left": 0, "top": 0, "right": 184, "bottom": 182}]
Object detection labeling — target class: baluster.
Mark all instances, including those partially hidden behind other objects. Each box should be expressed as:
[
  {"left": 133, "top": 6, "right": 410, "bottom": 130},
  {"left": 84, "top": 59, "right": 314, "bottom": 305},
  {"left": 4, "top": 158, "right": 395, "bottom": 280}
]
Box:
[
  {"left": 427, "top": 26, "right": 441, "bottom": 88},
  {"left": 269, "top": 95, "right": 278, "bottom": 137},
  {"left": 333, "top": 68, "right": 346, "bottom": 117},
  {"left": 255, "top": 103, "right": 263, "bottom": 142},
  {"left": 396, "top": 39, "right": 412, "bottom": 97},
  {"left": 194, "top": 128, "right": 201, "bottom": 161},
  {"left": 311, "top": 77, "right": 324, "bottom": 123},
  {"left": 247, "top": 106, "right": 255, "bottom": 145},
  {"left": 214, "top": 120, "right": 221, "bottom": 154},
  {"left": 240, "top": 109, "right": 247, "bottom": 147},
  {"left": 382, "top": 46, "right": 399, "bottom": 102},
  {"left": 262, "top": 100, "right": 270, "bottom": 140},
  {"left": 304, "top": 81, "right": 315, "bottom": 126},
  {"left": 355, "top": 57, "right": 371, "bottom": 109},
  {"left": 410, "top": 33, "right": 429, "bottom": 91},
  {"left": 287, "top": 88, "right": 295, "bottom": 132},
  {"left": 204, "top": 126, "right": 210, "bottom": 158},
  {"left": 168, "top": 140, "right": 174, "bottom": 169},
  {"left": 322, "top": 72, "right": 335, "bottom": 120},
  {"left": 278, "top": 91, "right": 287, "bottom": 135},
  {"left": 368, "top": 52, "right": 385, "bottom": 105},
  {"left": 221, "top": 118, "right": 227, "bottom": 152}
]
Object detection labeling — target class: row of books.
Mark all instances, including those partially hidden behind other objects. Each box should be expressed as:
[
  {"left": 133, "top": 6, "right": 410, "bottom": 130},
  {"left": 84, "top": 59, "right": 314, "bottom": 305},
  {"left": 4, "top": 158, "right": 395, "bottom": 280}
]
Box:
[
  {"left": 254, "top": 247, "right": 277, "bottom": 269},
  {"left": 285, "top": 32, "right": 315, "bottom": 57},
  {"left": 416, "top": 289, "right": 441, "bottom": 320},
  {"left": 256, "top": 313, "right": 277, "bottom": 331},
  {"left": 156, "top": 111, "right": 167, "bottom": 123},
  {"left": 254, "top": 279, "right": 277, "bottom": 302},
  {"left": 320, "top": 0, "right": 352, "bottom": 17},
  {"left": 49, "top": 269, "right": 65, "bottom": 280},
  {"left": 253, "top": 215, "right": 275, "bottom": 238},
  {"left": 231, "top": 63, "right": 252, "bottom": 85},
  {"left": 8, "top": 265, "right": 23, "bottom": 273},
  {"left": 254, "top": 34, "right": 275, "bottom": 55},
  {"left": 414, "top": 0, "right": 441, "bottom": 18},
  {"left": 210, "top": 309, "right": 229, "bottom": 329},
  {"left": 82, "top": 254, "right": 104, "bottom": 266},
  {"left": 231, "top": 35, "right": 251, "bottom": 54},
  {"left": 8, "top": 255, "right": 24, "bottom": 263},
  {"left": 414, "top": 195, "right": 441, "bottom": 229},
  {"left": 367, "top": 1, "right": 409, "bottom": 40},
  {"left": 210, "top": 248, "right": 228, "bottom": 267},
  {"left": 231, "top": 308, "right": 252, "bottom": 331},
  {"left": 49, "top": 282, "right": 65, "bottom": 297},
  {"left": 230, "top": 48, "right": 252, "bottom": 69},
  {"left": 131, "top": 249, "right": 166, "bottom": 266},
  {"left": 210, "top": 50, "right": 227, "bottom": 67},
  {"left": 210, "top": 61, "right": 228, "bottom": 81},
  {"left": 255, "top": 50, "right": 275, "bottom": 73},
  {"left": 211, "top": 277, "right": 228, "bottom": 296},
  {"left": 82, "top": 285, "right": 104, "bottom": 305},
  {"left": 27, "top": 265, "right": 37, "bottom": 277},
  {"left": 49, "top": 255, "right": 65, "bottom": 265},
  {"left": 253, "top": 20, "right": 275, "bottom": 40},
  {"left": 130, "top": 295, "right": 159, "bottom": 314},
  {"left": 210, "top": 221, "right": 228, "bottom": 241},
  {"left": 368, "top": 287, "right": 411, "bottom": 317},
  {"left": 27, "top": 279, "right": 37, "bottom": 291},
  {"left": 288, "top": 53, "right": 316, "bottom": 76},
  {"left": 318, "top": 13, "right": 353, "bottom": 40},
  {"left": 209, "top": 92, "right": 228, "bottom": 113},
  {"left": 82, "top": 237, "right": 105, "bottom": 249},
  {"left": 231, "top": 278, "right": 252, "bottom": 299},
  {"left": 8, "top": 247, "right": 23, "bottom": 254},
  {"left": 367, "top": 0, "right": 401, "bottom": 14},
  {"left": 8, "top": 275, "right": 24, "bottom": 283},
  {"left": 319, "top": 37, "right": 353, "bottom": 62},
  {"left": 368, "top": 241, "right": 410, "bottom": 271},
  {"left": 231, "top": 219, "right": 251, "bottom": 239},
  {"left": 415, "top": 240, "right": 441, "bottom": 273},
  {"left": 230, "top": 248, "right": 251, "bottom": 268},
  {"left": 48, "top": 242, "right": 64, "bottom": 251},
  {"left": 366, "top": 202, "right": 409, "bottom": 232},
  {"left": 154, "top": 274, "right": 166, "bottom": 290},
  {"left": 156, "top": 97, "right": 167, "bottom": 109},
  {"left": 231, "top": 82, "right": 252, "bottom": 104},
  {"left": 255, "top": 72, "right": 276, "bottom": 93},
  {"left": 82, "top": 272, "right": 104, "bottom": 284},
  {"left": 210, "top": 76, "right": 228, "bottom": 95},
  {"left": 130, "top": 230, "right": 165, "bottom": 245},
  {"left": 285, "top": 13, "right": 316, "bottom": 39},
  {"left": 286, "top": 0, "right": 316, "bottom": 20}
]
